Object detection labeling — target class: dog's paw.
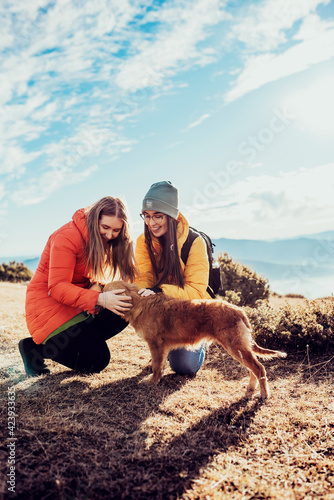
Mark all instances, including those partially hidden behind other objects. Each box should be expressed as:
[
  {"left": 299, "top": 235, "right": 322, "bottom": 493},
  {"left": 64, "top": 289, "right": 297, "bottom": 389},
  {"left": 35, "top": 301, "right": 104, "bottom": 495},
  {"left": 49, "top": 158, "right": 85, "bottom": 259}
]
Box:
[
  {"left": 244, "top": 389, "right": 255, "bottom": 399},
  {"left": 145, "top": 361, "right": 152, "bottom": 373},
  {"left": 139, "top": 374, "right": 159, "bottom": 386}
]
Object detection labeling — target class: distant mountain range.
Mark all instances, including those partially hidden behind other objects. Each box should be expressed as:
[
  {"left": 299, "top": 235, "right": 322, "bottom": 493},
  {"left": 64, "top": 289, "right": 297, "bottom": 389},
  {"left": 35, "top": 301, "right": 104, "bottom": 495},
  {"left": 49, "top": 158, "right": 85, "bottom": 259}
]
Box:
[
  {"left": 1, "top": 231, "right": 333, "bottom": 299},
  {"left": 212, "top": 231, "right": 334, "bottom": 299}
]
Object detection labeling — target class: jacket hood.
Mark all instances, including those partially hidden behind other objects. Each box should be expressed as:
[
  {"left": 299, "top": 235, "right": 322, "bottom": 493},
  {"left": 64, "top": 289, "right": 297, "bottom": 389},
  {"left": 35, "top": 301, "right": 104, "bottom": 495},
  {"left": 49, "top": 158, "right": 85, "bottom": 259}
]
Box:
[
  {"left": 175, "top": 212, "right": 189, "bottom": 250},
  {"left": 72, "top": 208, "right": 89, "bottom": 242}
]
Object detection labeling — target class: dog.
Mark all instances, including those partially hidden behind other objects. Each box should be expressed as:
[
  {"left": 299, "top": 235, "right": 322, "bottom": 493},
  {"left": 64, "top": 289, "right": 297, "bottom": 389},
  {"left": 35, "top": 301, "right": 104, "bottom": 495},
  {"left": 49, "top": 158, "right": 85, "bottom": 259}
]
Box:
[{"left": 104, "top": 281, "right": 286, "bottom": 398}]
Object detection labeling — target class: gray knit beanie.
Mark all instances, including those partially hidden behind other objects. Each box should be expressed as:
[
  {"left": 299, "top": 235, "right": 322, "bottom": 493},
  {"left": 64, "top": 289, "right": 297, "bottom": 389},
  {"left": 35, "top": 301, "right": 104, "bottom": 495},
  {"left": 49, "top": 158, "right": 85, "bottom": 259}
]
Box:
[{"left": 142, "top": 181, "right": 179, "bottom": 220}]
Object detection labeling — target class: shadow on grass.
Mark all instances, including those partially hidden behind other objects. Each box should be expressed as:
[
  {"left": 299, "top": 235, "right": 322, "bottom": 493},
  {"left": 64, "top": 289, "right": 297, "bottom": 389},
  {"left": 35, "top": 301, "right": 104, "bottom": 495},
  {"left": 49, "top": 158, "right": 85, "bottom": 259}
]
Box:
[
  {"left": 1, "top": 365, "right": 267, "bottom": 500},
  {"left": 203, "top": 343, "right": 291, "bottom": 383},
  {"left": 203, "top": 344, "right": 247, "bottom": 381},
  {"left": 4, "top": 349, "right": 332, "bottom": 500},
  {"left": 108, "top": 394, "right": 265, "bottom": 500}
]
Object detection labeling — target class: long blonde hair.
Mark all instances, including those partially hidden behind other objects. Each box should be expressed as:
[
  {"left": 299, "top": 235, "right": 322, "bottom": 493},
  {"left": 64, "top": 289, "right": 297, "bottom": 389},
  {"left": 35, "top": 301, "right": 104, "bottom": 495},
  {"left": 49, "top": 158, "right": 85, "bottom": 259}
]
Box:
[{"left": 85, "top": 197, "right": 136, "bottom": 283}]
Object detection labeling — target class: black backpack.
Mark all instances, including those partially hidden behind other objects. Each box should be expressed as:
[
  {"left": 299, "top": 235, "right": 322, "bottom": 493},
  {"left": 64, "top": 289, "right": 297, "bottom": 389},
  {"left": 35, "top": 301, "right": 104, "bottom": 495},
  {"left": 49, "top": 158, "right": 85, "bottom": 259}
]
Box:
[{"left": 181, "top": 227, "right": 222, "bottom": 298}]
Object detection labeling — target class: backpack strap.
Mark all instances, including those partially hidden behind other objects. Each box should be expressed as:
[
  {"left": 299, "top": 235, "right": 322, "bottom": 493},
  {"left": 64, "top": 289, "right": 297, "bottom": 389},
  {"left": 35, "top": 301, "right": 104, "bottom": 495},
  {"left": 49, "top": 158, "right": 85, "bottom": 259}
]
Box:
[
  {"left": 181, "top": 227, "right": 199, "bottom": 266},
  {"left": 181, "top": 227, "right": 217, "bottom": 299}
]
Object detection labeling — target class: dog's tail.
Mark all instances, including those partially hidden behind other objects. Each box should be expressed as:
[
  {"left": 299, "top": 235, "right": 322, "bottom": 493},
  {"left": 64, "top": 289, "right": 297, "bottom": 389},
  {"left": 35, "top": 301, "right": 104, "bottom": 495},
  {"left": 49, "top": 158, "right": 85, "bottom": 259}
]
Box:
[
  {"left": 252, "top": 342, "right": 287, "bottom": 359},
  {"left": 238, "top": 308, "right": 286, "bottom": 358}
]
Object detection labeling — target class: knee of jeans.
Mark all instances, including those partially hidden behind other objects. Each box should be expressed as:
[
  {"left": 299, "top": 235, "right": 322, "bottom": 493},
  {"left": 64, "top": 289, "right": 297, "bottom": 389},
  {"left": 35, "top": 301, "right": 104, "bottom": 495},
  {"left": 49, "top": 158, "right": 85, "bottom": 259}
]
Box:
[
  {"left": 77, "top": 344, "right": 111, "bottom": 374},
  {"left": 92, "top": 347, "right": 111, "bottom": 373},
  {"left": 169, "top": 346, "right": 205, "bottom": 375}
]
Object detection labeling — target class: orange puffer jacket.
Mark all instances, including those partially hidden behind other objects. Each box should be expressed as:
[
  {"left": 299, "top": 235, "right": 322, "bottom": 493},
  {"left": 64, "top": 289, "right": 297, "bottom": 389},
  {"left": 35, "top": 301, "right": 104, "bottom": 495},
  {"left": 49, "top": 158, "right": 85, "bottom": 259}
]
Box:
[{"left": 25, "top": 209, "right": 100, "bottom": 344}]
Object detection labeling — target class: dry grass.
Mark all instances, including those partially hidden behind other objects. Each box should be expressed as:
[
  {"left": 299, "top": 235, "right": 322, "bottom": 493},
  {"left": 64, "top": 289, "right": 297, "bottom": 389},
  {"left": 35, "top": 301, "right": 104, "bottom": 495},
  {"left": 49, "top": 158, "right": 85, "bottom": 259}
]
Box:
[
  {"left": 1, "top": 283, "right": 334, "bottom": 500},
  {"left": 269, "top": 294, "right": 333, "bottom": 310},
  {"left": 269, "top": 294, "right": 310, "bottom": 310}
]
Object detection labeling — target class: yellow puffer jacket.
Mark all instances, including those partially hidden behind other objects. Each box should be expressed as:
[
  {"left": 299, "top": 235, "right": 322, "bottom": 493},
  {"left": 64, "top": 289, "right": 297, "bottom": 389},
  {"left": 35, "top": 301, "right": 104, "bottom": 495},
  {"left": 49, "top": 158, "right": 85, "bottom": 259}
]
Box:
[{"left": 135, "top": 212, "right": 211, "bottom": 300}]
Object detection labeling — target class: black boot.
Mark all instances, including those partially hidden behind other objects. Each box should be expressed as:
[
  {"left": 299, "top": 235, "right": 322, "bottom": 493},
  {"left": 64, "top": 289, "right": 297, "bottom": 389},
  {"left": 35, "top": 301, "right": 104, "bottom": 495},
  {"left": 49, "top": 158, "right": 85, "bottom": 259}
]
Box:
[{"left": 18, "top": 338, "right": 50, "bottom": 376}]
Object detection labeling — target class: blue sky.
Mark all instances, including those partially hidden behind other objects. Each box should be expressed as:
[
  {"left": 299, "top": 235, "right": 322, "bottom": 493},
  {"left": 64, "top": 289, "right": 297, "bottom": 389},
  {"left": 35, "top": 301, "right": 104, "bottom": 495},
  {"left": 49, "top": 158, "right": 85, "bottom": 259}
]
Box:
[{"left": 1, "top": 0, "right": 334, "bottom": 257}]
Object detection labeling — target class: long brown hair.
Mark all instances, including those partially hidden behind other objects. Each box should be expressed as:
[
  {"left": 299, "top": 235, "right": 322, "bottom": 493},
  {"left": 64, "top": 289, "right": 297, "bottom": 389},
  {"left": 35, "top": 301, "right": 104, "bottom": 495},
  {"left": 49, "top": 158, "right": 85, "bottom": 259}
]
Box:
[
  {"left": 144, "top": 215, "right": 184, "bottom": 288},
  {"left": 85, "top": 197, "right": 136, "bottom": 283}
]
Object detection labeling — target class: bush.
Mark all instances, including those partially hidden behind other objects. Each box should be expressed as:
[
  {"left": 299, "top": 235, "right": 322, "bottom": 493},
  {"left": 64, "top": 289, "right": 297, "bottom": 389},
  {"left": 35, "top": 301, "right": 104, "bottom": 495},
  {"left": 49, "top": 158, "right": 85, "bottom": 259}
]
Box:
[
  {"left": 285, "top": 293, "right": 305, "bottom": 299},
  {"left": 0, "top": 261, "right": 33, "bottom": 283},
  {"left": 217, "top": 252, "right": 270, "bottom": 307},
  {"left": 245, "top": 299, "right": 334, "bottom": 354}
]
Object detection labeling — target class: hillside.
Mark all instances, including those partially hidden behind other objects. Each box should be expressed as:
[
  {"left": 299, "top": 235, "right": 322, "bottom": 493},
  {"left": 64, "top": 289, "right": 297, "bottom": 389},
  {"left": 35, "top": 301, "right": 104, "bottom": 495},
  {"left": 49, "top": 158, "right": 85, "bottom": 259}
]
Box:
[{"left": 0, "top": 282, "right": 333, "bottom": 499}]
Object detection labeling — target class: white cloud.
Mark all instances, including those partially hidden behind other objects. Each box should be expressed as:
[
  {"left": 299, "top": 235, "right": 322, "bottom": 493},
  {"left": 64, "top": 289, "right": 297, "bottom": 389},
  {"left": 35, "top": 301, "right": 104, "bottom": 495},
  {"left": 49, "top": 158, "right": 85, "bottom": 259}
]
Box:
[
  {"left": 0, "top": 1, "right": 145, "bottom": 111},
  {"left": 32, "top": 101, "right": 58, "bottom": 122},
  {"left": 0, "top": 194, "right": 8, "bottom": 233},
  {"left": 0, "top": 0, "right": 332, "bottom": 258},
  {"left": 1, "top": 0, "right": 332, "bottom": 226},
  {"left": 0, "top": 143, "right": 41, "bottom": 176},
  {"left": 115, "top": 0, "right": 225, "bottom": 91},
  {"left": 0, "top": 54, "right": 40, "bottom": 107},
  {"left": 10, "top": 164, "right": 99, "bottom": 206},
  {"left": 0, "top": 0, "right": 228, "bottom": 213},
  {"left": 284, "top": 71, "right": 334, "bottom": 136},
  {"left": 0, "top": 1, "right": 149, "bottom": 209},
  {"left": 188, "top": 113, "right": 211, "bottom": 129},
  {"left": 294, "top": 12, "right": 331, "bottom": 40},
  {"left": 186, "top": 163, "right": 334, "bottom": 239},
  {"left": 0, "top": 91, "right": 53, "bottom": 146},
  {"left": 6, "top": 124, "right": 136, "bottom": 206},
  {"left": 231, "top": 0, "right": 329, "bottom": 51},
  {"left": 164, "top": 140, "right": 183, "bottom": 150},
  {"left": 1, "top": 0, "right": 51, "bottom": 18},
  {"left": 225, "top": 24, "right": 334, "bottom": 103},
  {"left": 43, "top": 126, "right": 136, "bottom": 170},
  {"left": 225, "top": 1, "right": 334, "bottom": 103}
]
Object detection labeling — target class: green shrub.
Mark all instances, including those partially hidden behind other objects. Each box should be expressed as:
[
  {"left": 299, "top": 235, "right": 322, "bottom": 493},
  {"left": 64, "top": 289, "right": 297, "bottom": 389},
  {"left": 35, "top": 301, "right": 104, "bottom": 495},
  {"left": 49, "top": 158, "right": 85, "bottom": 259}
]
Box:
[
  {"left": 223, "top": 289, "right": 242, "bottom": 306},
  {"left": 0, "top": 261, "right": 33, "bottom": 283},
  {"left": 217, "top": 252, "right": 270, "bottom": 307},
  {"left": 245, "top": 299, "right": 334, "bottom": 354}
]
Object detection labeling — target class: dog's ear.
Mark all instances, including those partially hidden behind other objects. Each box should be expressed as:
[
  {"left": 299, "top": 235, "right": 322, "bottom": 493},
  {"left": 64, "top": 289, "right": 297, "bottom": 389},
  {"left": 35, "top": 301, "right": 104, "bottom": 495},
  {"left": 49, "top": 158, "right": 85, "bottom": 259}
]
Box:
[
  {"left": 122, "top": 282, "right": 139, "bottom": 294},
  {"left": 118, "top": 281, "right": 140, "bottom": 298},
  {"left": 104, "top": 281, "right": 122, "bottom": 292},
  {"left": 115, "top": 280, "right": 127, "bottom": 291},
  {"left": 121, "top": 281, "right": 133, "bottom": 295},
  {"left": 104, "top": 280, "right": 138, "bottom": 296}
]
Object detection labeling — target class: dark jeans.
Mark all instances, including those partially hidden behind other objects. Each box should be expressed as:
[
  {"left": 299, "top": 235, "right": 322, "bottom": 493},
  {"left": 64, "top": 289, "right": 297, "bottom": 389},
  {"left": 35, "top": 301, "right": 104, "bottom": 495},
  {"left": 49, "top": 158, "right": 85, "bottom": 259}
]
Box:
[{"left": 39, "top": 309, "right": 127, "bottom": 373}]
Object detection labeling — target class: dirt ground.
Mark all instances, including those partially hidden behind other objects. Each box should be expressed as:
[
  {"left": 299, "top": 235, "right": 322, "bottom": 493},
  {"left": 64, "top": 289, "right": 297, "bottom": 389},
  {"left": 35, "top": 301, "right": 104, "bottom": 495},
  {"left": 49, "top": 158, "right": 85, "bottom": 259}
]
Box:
[{"left": 1, "top": 283, "right": 333, "bottom": 499}]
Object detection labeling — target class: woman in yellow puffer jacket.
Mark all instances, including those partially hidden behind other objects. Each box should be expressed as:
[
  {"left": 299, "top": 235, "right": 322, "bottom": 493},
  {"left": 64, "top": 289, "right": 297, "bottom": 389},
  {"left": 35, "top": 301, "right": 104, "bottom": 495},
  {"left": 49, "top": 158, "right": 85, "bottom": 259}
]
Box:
[{"left": 135, "top": 181, "right": 210, "bottom": 375}]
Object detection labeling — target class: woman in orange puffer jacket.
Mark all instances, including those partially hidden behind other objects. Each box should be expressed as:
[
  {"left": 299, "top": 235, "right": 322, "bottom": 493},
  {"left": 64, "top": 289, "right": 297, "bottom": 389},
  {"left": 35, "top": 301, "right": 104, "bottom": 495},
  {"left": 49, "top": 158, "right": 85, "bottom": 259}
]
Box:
[{"left": 19, "top": 197, "right": 135, "bottom": 376}]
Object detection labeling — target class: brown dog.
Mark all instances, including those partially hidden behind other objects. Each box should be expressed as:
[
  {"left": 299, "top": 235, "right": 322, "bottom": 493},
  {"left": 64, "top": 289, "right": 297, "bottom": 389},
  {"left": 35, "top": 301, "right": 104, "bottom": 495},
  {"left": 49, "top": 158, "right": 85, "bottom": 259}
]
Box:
[{"left": 104, "top": 281, "right": 286, "bottom": 398}]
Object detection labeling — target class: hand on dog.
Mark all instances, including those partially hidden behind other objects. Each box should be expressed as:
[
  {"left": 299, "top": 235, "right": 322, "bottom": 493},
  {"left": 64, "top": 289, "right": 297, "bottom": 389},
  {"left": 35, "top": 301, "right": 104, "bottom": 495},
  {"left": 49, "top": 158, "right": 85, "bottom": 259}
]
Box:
[
  {"left": 97, "top": 289, "right": 132, "bottom": 316},
  {"left": 138, "top": 288, "right": 156, "bottom": 297}
]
